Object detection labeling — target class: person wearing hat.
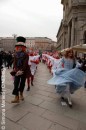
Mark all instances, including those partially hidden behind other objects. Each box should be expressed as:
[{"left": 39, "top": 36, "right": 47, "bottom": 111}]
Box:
[{"left": 11, "top": 36, "right": 31, "bottom": 103}]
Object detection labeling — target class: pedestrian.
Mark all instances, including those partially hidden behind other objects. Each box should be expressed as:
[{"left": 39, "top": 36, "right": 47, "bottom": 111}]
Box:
[
  {"left": 7, "top": 52, "right": 13, "bottom": 69},
  {"left": 11, "top": 36, "right": 31, "bottom": 103}
]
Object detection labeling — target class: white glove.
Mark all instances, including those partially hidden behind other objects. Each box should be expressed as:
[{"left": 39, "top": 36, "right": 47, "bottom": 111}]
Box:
[{"left": 16, "top": 70, "right": 23, "bottom": 76}]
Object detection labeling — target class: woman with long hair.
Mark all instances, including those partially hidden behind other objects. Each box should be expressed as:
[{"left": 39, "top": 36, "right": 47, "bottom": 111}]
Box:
[{"left": 48, "top": 48, "right": 85, "bottom": 108}]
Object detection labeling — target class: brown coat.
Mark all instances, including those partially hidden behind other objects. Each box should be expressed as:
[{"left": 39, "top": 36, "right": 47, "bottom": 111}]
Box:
[{"left": 13, "top": 51, "right": 31, "bottom": 78}]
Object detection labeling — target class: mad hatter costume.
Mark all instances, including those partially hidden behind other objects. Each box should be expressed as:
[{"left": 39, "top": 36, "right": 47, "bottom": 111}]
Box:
[{"left": 11, "top": 36, "right": 31, "bottom": 103}]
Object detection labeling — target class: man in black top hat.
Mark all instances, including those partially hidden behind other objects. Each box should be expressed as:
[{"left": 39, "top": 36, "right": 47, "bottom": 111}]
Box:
[{"left": 11, "top": 36, "right": 31, "bottom": 103}]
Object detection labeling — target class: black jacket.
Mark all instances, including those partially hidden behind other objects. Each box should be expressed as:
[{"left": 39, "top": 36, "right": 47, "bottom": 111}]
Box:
[{"left": 0, "top": 52, "right": 3, "bottom": 67}]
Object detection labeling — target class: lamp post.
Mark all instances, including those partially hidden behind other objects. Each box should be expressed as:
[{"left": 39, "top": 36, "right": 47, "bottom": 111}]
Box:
[{"left": 12, "top": 34, "right": 17, "bottom": 50}]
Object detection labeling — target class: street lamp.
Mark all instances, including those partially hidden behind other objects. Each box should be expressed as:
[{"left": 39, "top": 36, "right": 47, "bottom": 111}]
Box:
[{"left": 12, "top": 34, "right": 17, "bottom": 50}]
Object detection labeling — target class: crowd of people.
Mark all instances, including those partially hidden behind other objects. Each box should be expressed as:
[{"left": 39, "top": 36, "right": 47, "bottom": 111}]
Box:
[{"left": 0, "top": 36, "right": 86, "bottom": 108}]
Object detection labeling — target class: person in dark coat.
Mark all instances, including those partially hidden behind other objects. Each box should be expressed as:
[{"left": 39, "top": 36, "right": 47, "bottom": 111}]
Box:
[
  {"left": 7, "top": 52, "right": 13, "bottom": 69},
  {"left": 11, "top": 36, "right": 31, "bottom": 103}
]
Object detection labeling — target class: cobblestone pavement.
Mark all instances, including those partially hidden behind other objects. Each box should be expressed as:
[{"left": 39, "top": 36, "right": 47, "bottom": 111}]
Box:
[{"left": 0, "top": 62, "right": 86, "bottom": 130}]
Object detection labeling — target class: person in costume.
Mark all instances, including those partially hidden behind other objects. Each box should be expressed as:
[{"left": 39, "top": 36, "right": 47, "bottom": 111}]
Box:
[
  {"left": 11, "top": 36, "right": 31, "bottom": 103},
  {"left": 48, "top": 48, "right": 85, "bottom": 107},
  {"left": 27, "top": 50, "right": 39, "bottom": 91}
]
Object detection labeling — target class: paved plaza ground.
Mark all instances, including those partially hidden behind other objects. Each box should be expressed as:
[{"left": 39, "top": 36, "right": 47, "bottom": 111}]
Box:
[{"left": 0, "top": 62, "right": 86, "bottom": 130}]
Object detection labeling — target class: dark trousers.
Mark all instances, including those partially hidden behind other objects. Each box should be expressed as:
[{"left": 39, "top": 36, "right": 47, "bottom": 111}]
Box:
[{"left": 12, "top": 75, "right": 26, "bottom": 96}]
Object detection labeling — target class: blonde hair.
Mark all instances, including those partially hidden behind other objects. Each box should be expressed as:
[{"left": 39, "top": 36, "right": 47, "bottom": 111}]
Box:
[{"left": 64, "top": 48, "right": 74, "bottom": 59}]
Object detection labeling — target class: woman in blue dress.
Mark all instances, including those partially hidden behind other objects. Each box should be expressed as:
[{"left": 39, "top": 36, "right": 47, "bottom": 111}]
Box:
[{"left": 48, "top": 48, "right": 85, "bottom": 107}]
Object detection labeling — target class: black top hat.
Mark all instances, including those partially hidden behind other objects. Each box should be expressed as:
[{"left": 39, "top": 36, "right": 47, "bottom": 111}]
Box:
[
  {"left": 16, "top": 36, "right": 26, "bottom": 43},
  {"left": 15, "top": 36, "right": 26, "bottom": 47}
]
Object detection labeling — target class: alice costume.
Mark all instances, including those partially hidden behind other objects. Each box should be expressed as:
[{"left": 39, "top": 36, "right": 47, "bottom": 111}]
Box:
[
  {"left": 48, "top": 68, "right": 85, "bottom": 93},
  {"left": 48, "top": 57, "right": 86, "bottom": 106}
]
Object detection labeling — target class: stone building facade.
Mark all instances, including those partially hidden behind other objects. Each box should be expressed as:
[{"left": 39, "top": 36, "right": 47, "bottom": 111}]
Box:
[
  {"left": 26, "top": 37, "right": 35, "bottom": 49},
  {"left": 35, "top": 37, "right": 53, "bottom": 51},
  {"left": 0, "top": 37, "right": 15, "bottom": 52},
  {"left": 56, "top": 0, "right": 86, "bottom": 50},
  {"left": 0, "top": 37, "right": 56, "bottom": 52}
]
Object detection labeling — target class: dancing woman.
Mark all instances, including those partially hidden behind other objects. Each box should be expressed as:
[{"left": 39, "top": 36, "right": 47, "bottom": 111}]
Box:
[{"left": 48, "top": 48, "right": 85, "bottom": 107}]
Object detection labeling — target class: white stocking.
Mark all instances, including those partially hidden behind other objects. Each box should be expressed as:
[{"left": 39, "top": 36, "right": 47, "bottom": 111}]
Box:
[{"left": 66, "top": 84, "right": 72, "bottom": 105}]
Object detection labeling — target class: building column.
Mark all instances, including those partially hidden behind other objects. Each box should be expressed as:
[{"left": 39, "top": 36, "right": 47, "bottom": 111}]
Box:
[
  {"left": 63, "top": 31, "right": 65, "bottom": 49},
  {"left": 68, "top": 23, "right": 71, "bottom": 48},
  {"left": 71, "top": 18, "right": 75, "bottom": 47}
]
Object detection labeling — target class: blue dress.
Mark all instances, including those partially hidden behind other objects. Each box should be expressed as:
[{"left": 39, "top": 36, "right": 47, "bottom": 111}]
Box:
[
  {"left": 48, "top": 68, "right": 85, "bottom": 93},
  {"left": 48, "top": 56, "right": 86, "bottom": 94}
]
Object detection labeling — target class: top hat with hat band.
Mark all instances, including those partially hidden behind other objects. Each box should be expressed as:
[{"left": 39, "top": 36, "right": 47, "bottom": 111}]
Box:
[{"left": 15, "top": 36, "right": 26, "bottom": 47}]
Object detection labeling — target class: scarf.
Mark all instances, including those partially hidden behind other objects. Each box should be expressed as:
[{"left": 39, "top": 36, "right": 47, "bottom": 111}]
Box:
[{"left": 16, "top": 52, "right": 25, "bottom": 67}]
